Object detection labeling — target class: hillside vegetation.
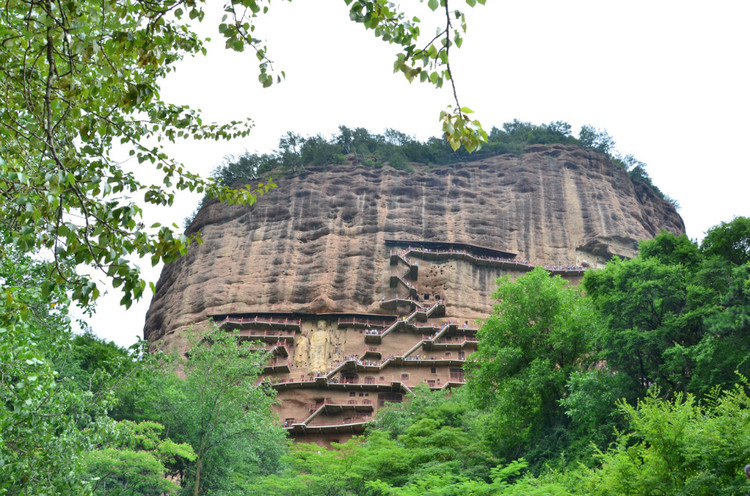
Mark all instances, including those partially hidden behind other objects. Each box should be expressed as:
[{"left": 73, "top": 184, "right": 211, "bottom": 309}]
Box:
[
  {"left": 5, "top": 217, "right": 749, "bottom": 495},
  {"left": 245, "top": 217, "right": 750, "bottom": 496},
  {"left": 213, "top": 121, "right": 674, "bottom": 205}
]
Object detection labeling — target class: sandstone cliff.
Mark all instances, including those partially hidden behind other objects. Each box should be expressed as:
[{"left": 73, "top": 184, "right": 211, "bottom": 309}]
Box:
[{"left": 144, "top": 144, "right": 684, "bottom": 345}]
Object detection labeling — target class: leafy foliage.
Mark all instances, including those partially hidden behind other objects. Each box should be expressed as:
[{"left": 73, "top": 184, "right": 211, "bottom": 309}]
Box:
[
  {"left": 701, "top": 216, "right": 750, "bottom": 266},
  {"left": 0, "top": 0, "right": 278, "bottom": 309},
  {"left": 84, "top": 421, "right": 196, "bottom": 496},
  {"left": 211, "top": 121, "right": 668, "bottom": 205},
  {"left": 347, "top": 0, "right": 489, "bottom": 152},
  {"left": 0, "top": 249, "right": 286, "bottom": 496},
  {"left": 248, "top": 387, "right": 497, "bottom": 496},
  {"left": 465, "top": 267, "right": 599, "bottom": 466},
  {"left": 0, "top": 249, "right": 113, "bottom": 495},
  {"left": 113, "top": 326, "right": 287, "bottom": 495},
  {"left": 576, "top": 383, "right": 750, "bottom": 496},
  {"left": 584, "top": 224, "right": 750, "bottom": 402},
  {"left": 578, "top": 125, "right": 616, "bottom": 155}
]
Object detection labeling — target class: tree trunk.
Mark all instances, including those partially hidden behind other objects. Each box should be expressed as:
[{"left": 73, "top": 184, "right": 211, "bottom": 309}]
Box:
[{"left": 193, "top": 456, "right": 202, "bottom": 496}]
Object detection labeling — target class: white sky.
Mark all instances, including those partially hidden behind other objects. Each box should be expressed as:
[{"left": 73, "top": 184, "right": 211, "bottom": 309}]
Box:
[{"left": 82, "top": 0, "right": 750, "bottom": 347}]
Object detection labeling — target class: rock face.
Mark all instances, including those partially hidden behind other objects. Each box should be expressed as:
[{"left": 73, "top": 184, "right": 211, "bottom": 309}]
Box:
[
  {"left": 144, "top": 144, "right": 683, "bottom": 345},
  {"left": 144, "top": 144, "right": 684, "bottom": 444}
]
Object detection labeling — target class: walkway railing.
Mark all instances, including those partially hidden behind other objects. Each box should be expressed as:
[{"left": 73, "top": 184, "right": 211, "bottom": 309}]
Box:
[
  {"left": 394, "top": 247, "right": 585, "bottom": 274},
  {"left": 220, "top": 316, "right": 302, "bottom": 332},
  {"left": 428, "top": 337, "right": 478, "bottom": 347},
  {"left": 263, "top": 359, "right": 292, "bottom": 372},
  {"left": 249, "top": 343, "right": 291, "bottom": 356},
  {"left": 337, "top": 316, "right": 394, "bottom": 329},
  {"left": 235, "top": 329, "right": 297, "bottom": 341}
]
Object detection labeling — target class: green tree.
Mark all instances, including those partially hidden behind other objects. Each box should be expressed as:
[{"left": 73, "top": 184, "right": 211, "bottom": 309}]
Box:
[
  {"left": 577, "top": 125, "right": 615, "bottom": 155},
  {"left": 701, "top": 216, "right": 750, "bottom": 266},
  {"left": 465, "top": 267, "right": 598, "bottom": 465},
  {"left": 54, "top": 330, "right": 138, "bottom": 393},
  {"left": 368, "top": 460, "right": 536, "bottom": 496},
  {"left": 0, "top": 247, "right": 194, "bottom": 495},
  {"left": 577, "top": 383, "right": 750, "bottom": 496},
  {"left": 278, "top": 131, "right": 305, "bottom": 173},
  {"left": 114, "top": 326, "right": 287, "bottom": 496},
  {"left": 583, "top": 255, "right": 695, "bottom": 398},
  {"left": 0, "top": 0, "right": 274, "bottom": 308},
  {"left": 0, "top": 248, "right": 113, "bottom": 494},
  {"left": 689, "top": 263, "right": 750, "bottom": 395},
  {"left": 370, "top": 383, "right": 454, "bottom": 439},
  {"left": 84, "top": 420, "right": 196, "bottom": 496},
  {"left": 213, "top": 153, "right": 280, "bottom": 187},
  {"left": 583, "top": 229, "right": 750, "bottom": 400},
  {"left": 576, "top": 228, "right": 750, "bottom": 448},
  {"left": 300, "top": 134, "right": 341, "bottom": 166},
  {"left": 249, "top": 386, "right": 496, "bottom": 495}
]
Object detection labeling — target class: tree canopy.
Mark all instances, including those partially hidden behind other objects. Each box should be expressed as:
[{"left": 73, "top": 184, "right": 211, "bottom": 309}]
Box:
[
  {"left": 465, "top": 267, "right": 599, "bottom": 465},
  {"left": 210, "top": 121, "right": 671, "bottom": 206}
]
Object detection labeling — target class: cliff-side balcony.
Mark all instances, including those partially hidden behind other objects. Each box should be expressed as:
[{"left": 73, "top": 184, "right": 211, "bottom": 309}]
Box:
[
  {"left": 441, "top": 379, "right": 466, "bottom": 389},
  {"left": 337, "top": 316, "right": 394, "bottom": 330},
  {"left": 296, "top": 403, "right": 374, "bottom": 433},
  {"left": 263, "top": 360, "right": 291, "bottom": 374},
  {"left": 404, "top": 247, "right": 532, "bottom": 273},
  {"left": 286, "top": 421, "right": 368, "bottom": 435},
  {"left": 423, "top": 338, "right": 478, "bottom": 351},
  {"left": 264, "top": 375, "right": 317, "bottom": 390},
  {"left": 543, "top": 265, "right": 586, "bottom": 275},
  {"left": 234, "top": 329, "right": 296, "bottom": 343},
  {"left": 378, "top": 297, "right": 416, "bottom": 312},
  {"left": 424, "top": 379, "right": 466, "bottom": 391},
  {"left": 248, "top": 343, "right": 290, "bottom": 357},
  {"left": 308, "top": 403, "right": 374, "bottom": 419},
  {"left": 323, "top": 380, "right": 410, "bottom": 394},
  {"left": 362, "top": 347, "right": 382, "bottom": 360},
  {"left": 412, "top": 326, "right": 440, "bottom": 338},
  {"left": 219, "top": 316, "right": 302, "bottom": 332},
  {"left": 400, "top": 356, "right": 465, "bottom": 367},
  {"left": 354, "top": 362, "right": 381, "bottom": 372}
]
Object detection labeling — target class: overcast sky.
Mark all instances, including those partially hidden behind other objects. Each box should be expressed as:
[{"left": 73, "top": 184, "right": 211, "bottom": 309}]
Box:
[{"left": 82, "top": 0, "right": 750, "bottom": 347}]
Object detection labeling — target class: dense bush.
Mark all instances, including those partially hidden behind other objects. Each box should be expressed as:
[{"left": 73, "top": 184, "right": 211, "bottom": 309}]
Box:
[{"left": 211, "top": 121, "right": 669, "bottom": 203}]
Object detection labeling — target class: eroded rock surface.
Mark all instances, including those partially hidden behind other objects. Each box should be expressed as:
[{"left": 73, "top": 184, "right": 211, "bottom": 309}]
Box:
[{"left": 144, "top": 144, "right": 684, "bottom": 345}]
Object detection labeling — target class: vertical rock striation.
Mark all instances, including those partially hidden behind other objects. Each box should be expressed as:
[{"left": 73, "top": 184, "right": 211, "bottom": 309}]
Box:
[{"left": 145, "top": 144, "right": 684, "bottom": 346}]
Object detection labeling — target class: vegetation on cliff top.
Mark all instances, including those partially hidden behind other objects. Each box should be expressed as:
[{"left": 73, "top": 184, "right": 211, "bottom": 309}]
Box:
[{"left": 213, "top": 120, "right": 676, "bottom": 206}]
